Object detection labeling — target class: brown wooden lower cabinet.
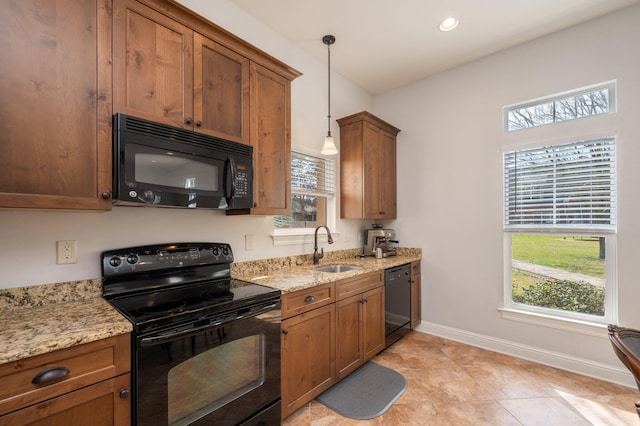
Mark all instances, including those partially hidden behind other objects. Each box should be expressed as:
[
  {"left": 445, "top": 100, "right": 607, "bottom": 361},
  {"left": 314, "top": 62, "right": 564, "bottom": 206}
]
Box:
[
  {"left": 335, "top": 286, "right": 385, "bottom": 381},
  {"left": 0, "top": 334, "right": 131, "bottom": 426},
  {"left": 1, "top": 373, "right": 131, "bottom": 426},
  {"left": 281, "top": 271, "right": 386, "bottom": 420},
  {"left": 281, "top": 303, "right": 336, "bottom": 419}
]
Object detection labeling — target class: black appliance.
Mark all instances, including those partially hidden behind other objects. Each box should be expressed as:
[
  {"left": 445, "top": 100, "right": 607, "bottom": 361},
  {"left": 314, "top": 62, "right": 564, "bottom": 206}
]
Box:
[
  {"left": 102, "top": 243, "right": 281, "bottom": 426},
  {"left": 384, "top": 264, "right": 411, "bottom": 348},
  {"left": 113, "top": 113, "right": 253, "bottom": 210}
]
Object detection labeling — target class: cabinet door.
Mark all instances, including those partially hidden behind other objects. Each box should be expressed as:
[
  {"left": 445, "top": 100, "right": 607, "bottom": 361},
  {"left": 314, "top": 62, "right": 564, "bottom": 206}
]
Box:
[
  {"left": 113, "top": 0, "right": 194, "bottom": 129},
  {"left": 335, "top": 294, "right": 362, "bottom": 380},
  {"left": 250, "top": 63, "right": 291, "bottom": 215},
  {"left": 281, "top": 304, "right": 335, "bottom": 419},
  {"left": 379, "top": 130, "right": 397, "bottom": 219},
  {"left": 363, "top": 123, "right": 383, "bottom": 218},
  {"left": 1, "top": 373, "right": 130, "bottom": 426},
  {"left": 0, "top": 0, "right": 112, "bottom": 210},
  {"left": 194, "top": 34, "right": 250, "bottom": 144},
  {"left": 362, "top": 286, "right": 385, "bottom": 361}
]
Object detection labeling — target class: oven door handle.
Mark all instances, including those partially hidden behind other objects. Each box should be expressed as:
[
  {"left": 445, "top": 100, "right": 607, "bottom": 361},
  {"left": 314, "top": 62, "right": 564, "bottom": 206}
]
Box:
[{"left": 139, "top": 302, "right": 279, "bottom": 347}]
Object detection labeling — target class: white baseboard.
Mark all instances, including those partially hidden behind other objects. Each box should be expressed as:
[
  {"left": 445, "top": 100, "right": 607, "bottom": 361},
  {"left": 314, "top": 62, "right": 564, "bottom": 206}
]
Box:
[{"left": 414, "top": 321, "right": 636, "bottom": 389}]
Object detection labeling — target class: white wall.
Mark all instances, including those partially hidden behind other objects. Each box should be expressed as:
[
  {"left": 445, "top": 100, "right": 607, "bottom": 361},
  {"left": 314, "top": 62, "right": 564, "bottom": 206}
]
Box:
[
  {"left": 374, "top": 4, "right": 640, "bottom": 383},
  {"left": 0, "top": 0, "right": 373, "bottom": 288}
]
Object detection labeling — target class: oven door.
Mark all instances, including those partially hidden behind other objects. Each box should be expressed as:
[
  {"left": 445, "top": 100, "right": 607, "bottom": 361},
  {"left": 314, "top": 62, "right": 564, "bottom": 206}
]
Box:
[{"left": 134, "top": 302, "right": 281, "bottom": 426}]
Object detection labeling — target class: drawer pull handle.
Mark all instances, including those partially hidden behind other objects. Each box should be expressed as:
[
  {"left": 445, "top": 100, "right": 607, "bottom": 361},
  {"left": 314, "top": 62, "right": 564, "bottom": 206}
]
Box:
[
  {"left": 120, "top": 388, "right": 130, "bottom": 399},
  {"left": 304, "top": 295, "right": 316, "bottom": 303},
  {"left": 31, "top": 366, "right": 70, "bottom": 384},
  {"left": 282, "top": 329, "right": 289, "bottom": 335}
]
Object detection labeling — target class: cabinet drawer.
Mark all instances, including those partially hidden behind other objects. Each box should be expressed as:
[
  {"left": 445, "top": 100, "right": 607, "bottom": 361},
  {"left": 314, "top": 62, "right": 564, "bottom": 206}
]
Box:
[
  {"left": 281, "top": 283, "right": 335, "bottom": 319},
  {"left": 411, "top": 261, "right": 421, "bottom": 275},
  {"left": 0, "top": 334, "right": 130, "bottom": 416},
  {"left": 336, "top": 271, "right": 383, "bottom": 301}
]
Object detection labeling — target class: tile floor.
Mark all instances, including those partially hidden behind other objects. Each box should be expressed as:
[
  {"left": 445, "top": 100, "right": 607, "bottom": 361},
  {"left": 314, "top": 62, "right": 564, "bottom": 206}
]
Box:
[{"left": 283, "top": 331, "right": 639, "bottom": 425}]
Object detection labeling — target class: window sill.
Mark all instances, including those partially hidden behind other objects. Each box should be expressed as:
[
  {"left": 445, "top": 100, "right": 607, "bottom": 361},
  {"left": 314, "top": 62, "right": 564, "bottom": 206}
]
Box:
[
  {"left": 498, "top": 307, "right": 608, "bottom": 339},
  {"left": 271, "top": 231, "right": 340, "bottom": 247}
]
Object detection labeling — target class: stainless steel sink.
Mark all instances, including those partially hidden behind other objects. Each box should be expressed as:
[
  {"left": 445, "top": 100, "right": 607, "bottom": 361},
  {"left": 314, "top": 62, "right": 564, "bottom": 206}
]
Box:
[{"left": 314, "top": 264, "right": 362, "bottom": 273}]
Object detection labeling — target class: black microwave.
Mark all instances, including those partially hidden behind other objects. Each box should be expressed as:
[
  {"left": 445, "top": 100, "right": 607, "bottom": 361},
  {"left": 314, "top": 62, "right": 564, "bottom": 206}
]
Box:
[{"left": 112, "top": 114, "right": 253, "bottom": 210}]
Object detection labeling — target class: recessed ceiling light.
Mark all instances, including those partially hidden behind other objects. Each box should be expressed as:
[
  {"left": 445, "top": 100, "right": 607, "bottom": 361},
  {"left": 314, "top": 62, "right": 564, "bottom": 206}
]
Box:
[{"left": 439, "top": 17, "right": 459, "bottom": 32}]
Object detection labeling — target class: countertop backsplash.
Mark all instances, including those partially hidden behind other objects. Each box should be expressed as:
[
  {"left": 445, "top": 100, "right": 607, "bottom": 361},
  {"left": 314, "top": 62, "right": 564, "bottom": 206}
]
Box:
[{"left": 0, "top": 278, "right": 102, "bottom": 310}]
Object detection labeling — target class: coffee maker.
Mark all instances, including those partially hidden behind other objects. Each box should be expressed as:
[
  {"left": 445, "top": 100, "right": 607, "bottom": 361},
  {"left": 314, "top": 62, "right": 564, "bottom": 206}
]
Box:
[{"left": 364, "top": 225, "right": 398, "bottom": 257}]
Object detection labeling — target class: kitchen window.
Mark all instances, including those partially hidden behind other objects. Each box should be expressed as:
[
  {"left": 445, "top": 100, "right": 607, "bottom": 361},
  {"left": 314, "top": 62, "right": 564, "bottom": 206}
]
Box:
[
  {"left": 502, "top": 137, "right": 617, "bottom": 326},
  {"left": 504, "top": 81, "right": 615, "bottom": 131},
  {"left": 273, "top": 151, "right": 336, "bottom": 245}
]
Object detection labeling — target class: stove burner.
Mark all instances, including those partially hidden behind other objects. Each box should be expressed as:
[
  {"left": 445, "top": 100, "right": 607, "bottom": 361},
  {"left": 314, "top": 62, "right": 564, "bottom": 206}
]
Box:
[
  {"left": 137, "top": 300, "right": 187, "bottom": 314},
  {"left": 200, "top": 290, "right": 235, "bottom": 301}
]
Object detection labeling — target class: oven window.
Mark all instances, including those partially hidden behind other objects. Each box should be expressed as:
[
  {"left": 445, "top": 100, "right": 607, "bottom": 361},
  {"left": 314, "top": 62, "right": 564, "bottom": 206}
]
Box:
[
  {"left": 134, "top": 151, "right": 219, "bottom": 191},
  {"left": 167, "top": 334, "right": 265, "bottom": 426}
]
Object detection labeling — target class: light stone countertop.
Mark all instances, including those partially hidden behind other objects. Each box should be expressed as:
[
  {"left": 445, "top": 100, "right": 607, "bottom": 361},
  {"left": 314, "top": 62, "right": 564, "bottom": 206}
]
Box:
[
  {"left": 0, "top": 248, "right": 421, "bottom": 365},
  {"left": 0, "top": 297, "right": 132, "bottom": 365},
  {"left": 232, "top": 248, "right": 422, "bottom": 293}
]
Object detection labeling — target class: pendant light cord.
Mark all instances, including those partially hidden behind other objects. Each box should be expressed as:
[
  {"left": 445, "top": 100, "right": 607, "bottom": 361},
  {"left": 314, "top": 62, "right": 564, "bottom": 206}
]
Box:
[
  {"left": 323, "top": 35, "right": 335, "bottom": 137},
  {"left": 327, "top": 39, "right": 331, "bottom": 136}
]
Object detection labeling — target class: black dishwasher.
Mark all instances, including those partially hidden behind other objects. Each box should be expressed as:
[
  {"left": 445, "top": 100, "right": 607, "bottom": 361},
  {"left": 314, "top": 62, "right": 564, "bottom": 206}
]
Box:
[{"left": 384, "top": 264, "right": 412, "bottom": 348}]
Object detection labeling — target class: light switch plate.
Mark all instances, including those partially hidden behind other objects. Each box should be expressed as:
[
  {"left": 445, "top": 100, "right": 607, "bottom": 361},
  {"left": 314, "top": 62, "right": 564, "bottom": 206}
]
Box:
[{"left": 245, "top": 234, "right": 255, "bottom": 251}]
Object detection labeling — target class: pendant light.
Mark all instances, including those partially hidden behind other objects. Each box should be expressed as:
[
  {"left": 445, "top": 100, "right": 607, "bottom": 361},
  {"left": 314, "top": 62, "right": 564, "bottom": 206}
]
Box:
[{"left": 321, "top": 34, "right": 338, "bottom": 155}]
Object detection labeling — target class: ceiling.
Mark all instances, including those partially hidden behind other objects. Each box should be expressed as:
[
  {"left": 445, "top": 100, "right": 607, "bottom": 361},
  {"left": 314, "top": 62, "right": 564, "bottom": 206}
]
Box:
[{"left": 230, "top": 0, "right": 640, "bottom": 95}]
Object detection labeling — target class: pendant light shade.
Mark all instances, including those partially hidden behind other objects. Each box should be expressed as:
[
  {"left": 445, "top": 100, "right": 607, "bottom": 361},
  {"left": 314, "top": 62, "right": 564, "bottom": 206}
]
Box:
[{"left": 321, "top": 34, "right": 338, "bottom": 155}]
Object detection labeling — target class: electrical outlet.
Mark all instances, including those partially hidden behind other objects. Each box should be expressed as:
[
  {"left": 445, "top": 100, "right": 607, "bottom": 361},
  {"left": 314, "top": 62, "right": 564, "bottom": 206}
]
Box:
[
  {"left": 245, "top": 234, "right": 255, "bottom": 251},
  {"left": 56, "top": 240, "right": 77, "bottom": 264}
]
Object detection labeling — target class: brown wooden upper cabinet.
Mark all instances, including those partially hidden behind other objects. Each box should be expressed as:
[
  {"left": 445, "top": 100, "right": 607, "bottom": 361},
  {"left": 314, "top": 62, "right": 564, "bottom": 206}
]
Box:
[
  {"left": 114, "top": 0, "right": 300, "bottom": 215},
  {"left": 113, "top": 0, "right": 250, "bottom": 144},
  {"left": 0, "top": 0, "right": 113, "bottom": 210},
  {"left": 337, "top": 111, "right": 400, "bottom": 219}
]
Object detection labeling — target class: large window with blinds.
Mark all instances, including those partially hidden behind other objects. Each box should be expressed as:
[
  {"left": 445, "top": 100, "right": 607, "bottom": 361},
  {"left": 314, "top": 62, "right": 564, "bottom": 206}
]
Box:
[
  {"left": 503, "top": 137, "right": 617, "bottom": 323},
  {"left": 274, "top": 151, "right": 335, "bottom": 230}
]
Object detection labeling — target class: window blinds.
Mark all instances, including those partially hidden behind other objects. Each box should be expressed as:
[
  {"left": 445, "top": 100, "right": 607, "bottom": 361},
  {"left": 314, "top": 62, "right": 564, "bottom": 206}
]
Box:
[
  {"left": 504, "top": 138, "right": 616, "bottom": 229},
  {"left": 290, "top": 151, "right": 335, "bottom": 195}
]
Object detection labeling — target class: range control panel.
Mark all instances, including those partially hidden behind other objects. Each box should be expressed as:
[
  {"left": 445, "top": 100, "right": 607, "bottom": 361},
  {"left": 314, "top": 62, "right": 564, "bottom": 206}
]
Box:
[{"left": 101, "top": 242, "right": 233, "bottom": 277}]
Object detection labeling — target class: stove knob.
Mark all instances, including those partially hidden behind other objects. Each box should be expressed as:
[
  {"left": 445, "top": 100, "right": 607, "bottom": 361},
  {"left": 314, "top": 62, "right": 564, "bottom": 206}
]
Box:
[
  {"left": 109, "top": 257, "right": 122, "bottom": 267},
  {"left": 212, "top": 247, "right": 220, "bottom": 256},
  {"left": 222, "top": 247, "right": 230, "bottom": 256},
  {"left": 127, "top": 254, "right": 139, "bottom": 264}
]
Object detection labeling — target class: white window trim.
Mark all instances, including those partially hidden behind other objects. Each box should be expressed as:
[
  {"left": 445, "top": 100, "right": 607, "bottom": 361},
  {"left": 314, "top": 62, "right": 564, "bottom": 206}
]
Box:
[{"left": 271, "top": 146, "right": 337, "bottom": 246}]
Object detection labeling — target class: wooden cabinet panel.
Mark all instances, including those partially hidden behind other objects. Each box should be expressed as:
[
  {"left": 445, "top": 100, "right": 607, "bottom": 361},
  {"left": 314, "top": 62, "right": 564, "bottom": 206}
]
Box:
[
  {"left": 379, "top": 130, "right": 397, "bottom": 218},
  {"left": 338, "top": 111, "right": 400, "bottom": 219},
  {"left": 362, "top": 286, "right": 385, "bottom": 361},
  {"left": 249, "top": 63, "right": 292, "bottom": 215},
  {"left": 335, "top": 294, "right": 362, "bottom": 379},
  {"left": 0, "top": 334, "right": 131, "bottom": 425},
  {"left": 194, "top": 34, "right": 249, "bottom": 143},
  {"left": 0, "top": 334, "right": 130, "bottom": 416},
  {"left": 336, "top": 285, "right": 385, "bottom": 380},
  {"left": 335, "top": 271, "right": 383, "bottom": 300},
  {"left": 1, "top": 373, "right": 130, "bottom": 426},
  {"left": 411, "top": 261, "right": 422, "bottom": 328},
  {"left": 113, "top": 0, "right": 194, "bottom": 129},
  {"left": 0, "top": 0, "right": 112, "bottom": 210},
  {"left": 281, "top": 282, "right": 334, "bottom": 319},
  {"left": 281, "top": 304, "right": 335, "bottom": 419}
]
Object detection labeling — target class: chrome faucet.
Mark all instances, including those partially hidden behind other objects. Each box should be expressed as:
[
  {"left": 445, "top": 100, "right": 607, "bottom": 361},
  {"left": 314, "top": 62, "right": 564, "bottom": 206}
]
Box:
[{"left": 313, "top": 225, "right": 334, "bottom": 265}]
